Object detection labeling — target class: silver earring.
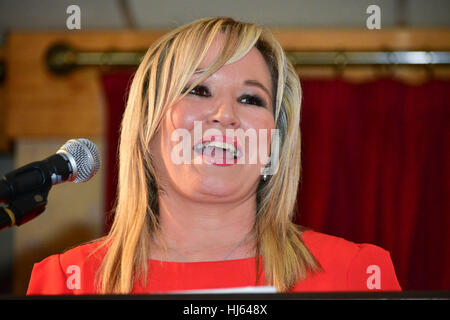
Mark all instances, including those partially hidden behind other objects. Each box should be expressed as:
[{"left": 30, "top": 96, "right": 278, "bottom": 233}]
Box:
[{"left": 263, "top": 159, "right": 271, "bottom": 182}]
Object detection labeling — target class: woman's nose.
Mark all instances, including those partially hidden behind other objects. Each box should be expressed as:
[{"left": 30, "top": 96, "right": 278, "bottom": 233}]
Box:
[{"left": 207, "top": 100, "right": 240, "bottom": 128}]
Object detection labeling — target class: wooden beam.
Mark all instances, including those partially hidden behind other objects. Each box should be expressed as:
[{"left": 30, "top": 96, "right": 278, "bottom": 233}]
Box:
[
  {"left": 5, "top": 31, "right": 166, "bottom": 139},
  {"left": 272, "top": 28, "right": 450, "bottom": 51}
]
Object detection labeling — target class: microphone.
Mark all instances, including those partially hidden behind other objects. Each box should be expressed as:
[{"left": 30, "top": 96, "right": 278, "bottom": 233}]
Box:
[{"left": 0, "top": 138, "right": 100, "bottom": 229}]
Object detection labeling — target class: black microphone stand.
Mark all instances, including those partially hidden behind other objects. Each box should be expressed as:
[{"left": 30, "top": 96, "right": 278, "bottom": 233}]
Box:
[
  {"left": 0, "top": 153, "right": 70, "bottom": 230},
  {"left": 0, "top": 185, "right": 50, "bottom": 230}
]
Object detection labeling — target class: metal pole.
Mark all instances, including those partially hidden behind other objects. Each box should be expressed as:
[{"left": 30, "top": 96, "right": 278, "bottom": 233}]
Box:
[{"left": 44, "top": 43, "right": 450, "bottom": 75}]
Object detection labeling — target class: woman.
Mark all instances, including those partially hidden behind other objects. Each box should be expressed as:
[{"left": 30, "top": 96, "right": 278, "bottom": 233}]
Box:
[{"left": 27, "top": 17, "right": 401, "bottom": 294}]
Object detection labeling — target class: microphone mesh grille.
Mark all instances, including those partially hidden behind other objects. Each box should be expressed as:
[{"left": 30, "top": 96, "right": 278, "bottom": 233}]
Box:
[{"left": 59, "top": 138, "right": 101, "bottom": 183}]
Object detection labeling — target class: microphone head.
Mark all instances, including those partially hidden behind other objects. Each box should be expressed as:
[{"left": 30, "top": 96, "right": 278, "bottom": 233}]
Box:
[{"left": 57, "top": 138, "right": 101, "bottom": 183}]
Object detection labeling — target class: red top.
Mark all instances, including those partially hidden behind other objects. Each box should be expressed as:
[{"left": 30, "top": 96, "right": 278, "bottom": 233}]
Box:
[{"left": 27, "top": 230, "right": 401, "bottom": 294}]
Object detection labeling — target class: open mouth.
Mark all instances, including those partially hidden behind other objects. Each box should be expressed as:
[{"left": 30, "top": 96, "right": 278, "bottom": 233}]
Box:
[{"left": 193, "top": 135, "right": 242, "bottom": 166}]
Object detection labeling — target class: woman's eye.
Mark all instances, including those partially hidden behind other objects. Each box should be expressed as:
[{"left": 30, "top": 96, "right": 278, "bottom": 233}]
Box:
[
  {"left": 239, "top": 95, "right": 266, "bottom": 107},
  {"left": 187, "top": 85, "right": 211, "bottom": 97}
]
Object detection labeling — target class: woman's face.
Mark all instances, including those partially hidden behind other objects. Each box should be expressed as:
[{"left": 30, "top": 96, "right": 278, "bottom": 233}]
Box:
[{"left": 151, "top": 35, "right": 275, "bottom": 203}]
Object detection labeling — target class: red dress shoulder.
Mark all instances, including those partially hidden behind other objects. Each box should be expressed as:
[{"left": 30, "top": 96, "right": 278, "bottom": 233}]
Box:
[
  {"left": 26, "top": 230, "right": 401, "bottom": 295},
  {"left": 294, "top": 230, "right": 401, "bottom": 291}
]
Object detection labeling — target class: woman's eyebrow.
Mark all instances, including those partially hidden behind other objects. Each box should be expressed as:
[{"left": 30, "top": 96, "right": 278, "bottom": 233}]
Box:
[{"left": 244, "top": 80, "right": 271, "bottom": 98}]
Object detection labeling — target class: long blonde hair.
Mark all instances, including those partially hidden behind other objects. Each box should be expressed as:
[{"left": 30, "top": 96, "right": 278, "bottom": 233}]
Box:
[{"left": 98, "top": 17, "right": 321, "bottom": 294}]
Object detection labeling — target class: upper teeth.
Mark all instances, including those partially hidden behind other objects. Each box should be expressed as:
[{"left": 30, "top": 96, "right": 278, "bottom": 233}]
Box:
[{"left": 194, "top": 141, "right": 241, "bottom": 157}]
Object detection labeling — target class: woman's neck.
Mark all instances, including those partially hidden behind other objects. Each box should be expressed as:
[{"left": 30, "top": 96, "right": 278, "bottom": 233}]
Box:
[{"left": 151, "top": 190, "right": 257, "bottom": 262}]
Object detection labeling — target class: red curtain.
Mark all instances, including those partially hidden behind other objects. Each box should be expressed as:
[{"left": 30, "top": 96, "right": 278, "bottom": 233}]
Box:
[
  {"left": 101, "top": 71, "right": 449, "bottom": 291},
  {"left": 296, "top": 78, "right": 449, "bottom": 291}
]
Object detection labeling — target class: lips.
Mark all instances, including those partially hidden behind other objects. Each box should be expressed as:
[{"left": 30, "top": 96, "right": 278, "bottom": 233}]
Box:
[{"left": 193, "top": 135, "right": 243, "bottom": 166}]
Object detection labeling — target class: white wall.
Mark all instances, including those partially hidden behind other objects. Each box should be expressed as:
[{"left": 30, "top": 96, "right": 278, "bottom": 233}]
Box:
[{"left": 0, "top": 0, "right": 448, "bottom": 43}]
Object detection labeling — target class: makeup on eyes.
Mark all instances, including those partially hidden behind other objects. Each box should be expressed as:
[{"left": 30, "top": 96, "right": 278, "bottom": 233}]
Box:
[
  {"left": 183, "top": 82, "right": 269, "bottom": 108},
  {"left": 239, "top": 94, "right": 266, "bottom": 107},
  {"left": 243, "top": 80, "right": 271, "bottom": 100},
  {"left": 181, "top": 84, "right": 210, "bottom": 97}
]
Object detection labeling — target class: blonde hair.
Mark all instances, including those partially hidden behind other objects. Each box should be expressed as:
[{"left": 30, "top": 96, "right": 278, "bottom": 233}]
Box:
[{"left": 98, "top": 17, "right": 321, "bottom": 294}]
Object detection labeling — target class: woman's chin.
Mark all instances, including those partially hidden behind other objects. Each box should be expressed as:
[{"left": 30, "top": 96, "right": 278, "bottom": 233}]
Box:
[{"left": 184, "top": 176, "right": 247, "bottom": 200}]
